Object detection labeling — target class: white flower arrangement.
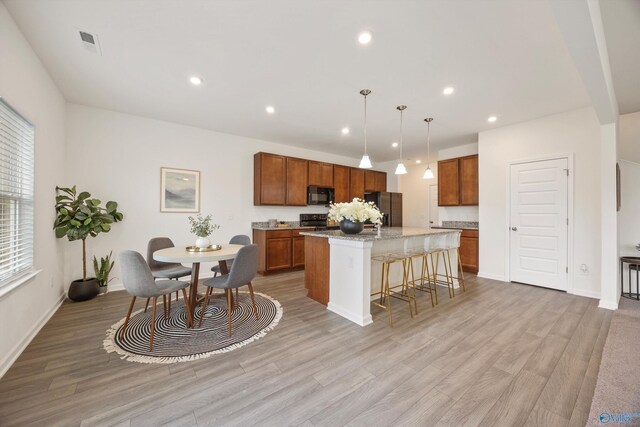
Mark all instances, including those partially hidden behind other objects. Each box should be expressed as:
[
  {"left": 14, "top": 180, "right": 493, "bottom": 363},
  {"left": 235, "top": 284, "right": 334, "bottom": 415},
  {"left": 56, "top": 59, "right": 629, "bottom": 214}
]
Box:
[{"left": 328, "top": 198, "right": 383, "bottom": 224}]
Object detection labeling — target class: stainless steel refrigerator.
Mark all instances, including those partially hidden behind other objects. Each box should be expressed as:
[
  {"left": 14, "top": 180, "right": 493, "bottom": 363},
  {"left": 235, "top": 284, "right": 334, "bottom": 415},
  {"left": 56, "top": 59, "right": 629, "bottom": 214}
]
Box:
[{"left": 365, "top": 192, "right": 403, "bottom": 227}]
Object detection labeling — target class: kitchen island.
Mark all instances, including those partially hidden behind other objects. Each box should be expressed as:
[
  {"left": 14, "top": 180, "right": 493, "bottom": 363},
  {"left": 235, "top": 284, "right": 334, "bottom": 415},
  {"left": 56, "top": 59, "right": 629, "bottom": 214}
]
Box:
[{"left": 300, "top": 227, "right": 461, "bottom": 326}]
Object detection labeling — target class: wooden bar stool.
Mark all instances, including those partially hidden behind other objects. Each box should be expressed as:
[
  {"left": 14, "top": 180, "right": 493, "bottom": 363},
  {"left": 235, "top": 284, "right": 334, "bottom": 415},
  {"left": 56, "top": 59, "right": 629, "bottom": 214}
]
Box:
[{"left": 371, "top": 253, "right": 417, "bottom": 326}]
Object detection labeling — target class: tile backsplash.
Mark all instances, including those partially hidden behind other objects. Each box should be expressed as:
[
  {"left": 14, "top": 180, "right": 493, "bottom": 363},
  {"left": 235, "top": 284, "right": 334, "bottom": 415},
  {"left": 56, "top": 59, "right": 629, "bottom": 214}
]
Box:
[{"left": 438, "top": 206, "right": 479, "bottom": 223}]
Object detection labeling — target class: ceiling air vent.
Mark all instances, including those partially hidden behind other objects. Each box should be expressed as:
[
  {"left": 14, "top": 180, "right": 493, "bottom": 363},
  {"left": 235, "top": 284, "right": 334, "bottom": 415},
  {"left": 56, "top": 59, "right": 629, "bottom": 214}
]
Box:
[{"left": 79, "top": 30, "right": 102, "bottom": 55}]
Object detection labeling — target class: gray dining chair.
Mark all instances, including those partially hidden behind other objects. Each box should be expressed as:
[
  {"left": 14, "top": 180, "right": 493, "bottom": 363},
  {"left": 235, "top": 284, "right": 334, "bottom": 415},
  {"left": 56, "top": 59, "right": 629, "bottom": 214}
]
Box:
[
  {"left": 146, "top": 237, "right": 192, "bottom": 313},
  {"left": 210, "top": 234, "right": 251, "bottom": 276},
  {"left": 199, "top": 244, "right": 259, "bottom": 335},
  {"left": 119, "top": 250, "right": 193, "bottom": 351}
]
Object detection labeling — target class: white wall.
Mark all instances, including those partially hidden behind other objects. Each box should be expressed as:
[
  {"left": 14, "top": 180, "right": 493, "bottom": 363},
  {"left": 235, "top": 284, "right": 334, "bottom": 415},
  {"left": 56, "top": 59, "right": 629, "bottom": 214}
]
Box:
[
  {"left": 64, "top": 104, "right": 398, "bottom": 287},
  {"left": 619, "top": 112, "right": 640, "bottom": 163},
  {"left": 398, "top": 162, "right": 437, "bottom": 227},
  {"left": 438, "top": 143, "right": 479, "bottom": 223},
  {"left": 0, "top": 3, "right": 67, "bottom": 376},
  {"left": 618, "top": 112, "right": 640, "bottom": 295},
  {"left": 618, "top": 160, "right": 640, "bottom": 256},
  {"left": 478, "top": 107, "right": 602, "bottom": 298}
]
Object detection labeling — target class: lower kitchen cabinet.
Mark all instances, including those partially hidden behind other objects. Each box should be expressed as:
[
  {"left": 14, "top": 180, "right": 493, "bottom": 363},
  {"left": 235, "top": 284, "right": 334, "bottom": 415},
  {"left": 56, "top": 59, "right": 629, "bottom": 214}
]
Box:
[
  {"left": 459, "top": 229, "right": 479, "bottom": 273},
  {"left": 254, "top": 228, "right": 306, "bottom": 274}
]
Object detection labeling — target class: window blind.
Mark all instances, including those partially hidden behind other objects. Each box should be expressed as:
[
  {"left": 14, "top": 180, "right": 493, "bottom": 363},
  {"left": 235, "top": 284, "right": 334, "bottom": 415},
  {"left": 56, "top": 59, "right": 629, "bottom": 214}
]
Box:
[{"left": 0, "top": 98, "right": 34, "bottom": 287}]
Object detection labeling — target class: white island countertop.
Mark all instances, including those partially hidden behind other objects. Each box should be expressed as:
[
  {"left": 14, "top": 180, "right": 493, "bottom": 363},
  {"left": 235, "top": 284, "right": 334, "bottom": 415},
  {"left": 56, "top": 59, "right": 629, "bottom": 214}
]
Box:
[{"left": 300, "top": 226, "right": 458, "bottom": 242}]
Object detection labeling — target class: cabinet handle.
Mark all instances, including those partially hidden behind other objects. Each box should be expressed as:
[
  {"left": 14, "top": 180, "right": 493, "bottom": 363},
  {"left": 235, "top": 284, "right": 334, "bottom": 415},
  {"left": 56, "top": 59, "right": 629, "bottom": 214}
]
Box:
[{"left": 511, "top": 227, "right": 518, "bottom": 231}]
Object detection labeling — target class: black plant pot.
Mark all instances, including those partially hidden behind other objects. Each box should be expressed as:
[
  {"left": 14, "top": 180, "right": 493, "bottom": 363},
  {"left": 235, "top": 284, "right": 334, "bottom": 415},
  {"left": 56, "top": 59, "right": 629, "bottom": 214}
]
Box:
[
  {"left": 340, "top": 219, "right": 364, "bottom": 235},
  {"left": 68, "top": 278, "right": 100, "bottom": 302}
]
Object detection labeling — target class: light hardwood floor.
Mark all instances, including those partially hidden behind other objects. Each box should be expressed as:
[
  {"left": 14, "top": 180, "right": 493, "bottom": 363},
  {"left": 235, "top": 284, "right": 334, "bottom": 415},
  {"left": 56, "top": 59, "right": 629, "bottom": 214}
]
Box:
[{"left": 0, "top": 272, "right": 610, "bottom": 426}]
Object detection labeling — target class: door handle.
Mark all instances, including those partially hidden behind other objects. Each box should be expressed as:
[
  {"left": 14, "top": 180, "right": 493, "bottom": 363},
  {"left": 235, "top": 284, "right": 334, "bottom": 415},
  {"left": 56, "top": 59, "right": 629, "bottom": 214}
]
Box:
[{"left": 511, "top": 227, "right": 518, "bottom": 231}]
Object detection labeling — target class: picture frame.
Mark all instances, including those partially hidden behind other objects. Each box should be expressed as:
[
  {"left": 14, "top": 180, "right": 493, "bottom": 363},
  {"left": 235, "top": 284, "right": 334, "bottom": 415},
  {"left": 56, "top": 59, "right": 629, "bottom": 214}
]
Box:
[{"left": 160, "top": 167, "right": 200, "bottom": 213}]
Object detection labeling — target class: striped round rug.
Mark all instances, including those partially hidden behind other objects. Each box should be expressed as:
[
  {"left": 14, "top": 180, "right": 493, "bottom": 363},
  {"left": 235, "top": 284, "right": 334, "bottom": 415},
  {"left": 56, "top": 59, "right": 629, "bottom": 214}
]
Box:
[{"left": 103, "top": 291, "right": 282, "bottom": 364}]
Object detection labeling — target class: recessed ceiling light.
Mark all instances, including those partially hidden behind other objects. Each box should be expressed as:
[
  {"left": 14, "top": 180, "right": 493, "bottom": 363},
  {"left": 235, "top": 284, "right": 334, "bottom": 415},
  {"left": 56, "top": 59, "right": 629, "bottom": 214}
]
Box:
[
  {"left": 189, "top": 76, "right": 203, "bottom": 86},
  {"left": 443, "top": 86, "right": 454, "bottom": 95},
  {"left": 416, "top": 160, "right": 422, "bottom": 164},
  {"left": 341, "top": 127, "right": 350, "bottom": 135},
  {"left": 391, "top": 142, "right": 399, "bottom": 148},
  {"left": 488, "top": 116, "right": 497, "bottom": 123},
  {"left": 358, "top": 31, "right": 373, "bottom": 45},
  {"left": 266, "top": 105, "right": 275, "bottom": 114}
]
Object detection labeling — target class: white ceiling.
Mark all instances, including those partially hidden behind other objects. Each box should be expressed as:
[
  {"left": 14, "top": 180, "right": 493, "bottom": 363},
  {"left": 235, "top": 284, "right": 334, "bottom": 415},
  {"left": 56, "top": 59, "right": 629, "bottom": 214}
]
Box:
[
  {"left": 3, "top": 0, "right": 592, "bottom": 162},
  {"left": 600, "top": 0, "right": 640, "bottom": 115}
]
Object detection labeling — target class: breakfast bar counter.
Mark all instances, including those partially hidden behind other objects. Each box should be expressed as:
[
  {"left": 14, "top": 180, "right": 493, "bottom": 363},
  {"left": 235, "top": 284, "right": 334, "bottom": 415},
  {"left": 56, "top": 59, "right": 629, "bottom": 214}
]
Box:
[{"left": 300, "top": 227, "right": 461, "bottom": 326}]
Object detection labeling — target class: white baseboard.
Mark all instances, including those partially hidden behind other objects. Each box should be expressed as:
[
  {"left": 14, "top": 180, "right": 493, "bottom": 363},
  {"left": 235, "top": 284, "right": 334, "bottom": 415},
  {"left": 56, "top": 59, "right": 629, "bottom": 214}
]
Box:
[
  {"left": 598, "top": 299, "right": 619, "bottom": 310},
  {"left": 477, "top": 272, "right": 507, "bottom": 282},
  {"left": 327, "top": 302, "right": 373, "bottom": 327},
  {"left": 569, "top": 288, "right": 600, "bottom": 300},
  {"left": 0, "top": 293, "right": 65, "bottom": 379}
]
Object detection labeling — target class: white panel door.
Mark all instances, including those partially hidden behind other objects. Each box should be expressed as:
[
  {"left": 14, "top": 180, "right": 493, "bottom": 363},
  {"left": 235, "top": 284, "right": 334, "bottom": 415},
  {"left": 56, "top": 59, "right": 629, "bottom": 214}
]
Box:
[
  {"left": 510, "top": 158, "right": 568, "bottom": 290},
  {"left": 429, "top": 184, "right": 439, "bottom": 226}
]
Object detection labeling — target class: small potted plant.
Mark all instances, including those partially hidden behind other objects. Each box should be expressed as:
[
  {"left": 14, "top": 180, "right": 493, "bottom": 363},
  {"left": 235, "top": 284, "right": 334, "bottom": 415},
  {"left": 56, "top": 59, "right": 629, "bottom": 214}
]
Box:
[
  {"left": 54, "top": 186, "right": 123, "bottom": 301},
  {"left": 93, "top": 251, "right": 115, "bottom": 294},
  {"left": 188, "top": 214, "right": 220, "bottom": 248},
  {"left": 328, "top": 198, "right": 383, "bottom": 234}
]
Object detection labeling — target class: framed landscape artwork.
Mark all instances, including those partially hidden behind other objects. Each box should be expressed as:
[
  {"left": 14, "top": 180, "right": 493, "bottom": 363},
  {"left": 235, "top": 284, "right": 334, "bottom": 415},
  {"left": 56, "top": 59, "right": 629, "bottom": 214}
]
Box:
[{"left": 160, "top": 167, "right": 200, "bottom": 213}]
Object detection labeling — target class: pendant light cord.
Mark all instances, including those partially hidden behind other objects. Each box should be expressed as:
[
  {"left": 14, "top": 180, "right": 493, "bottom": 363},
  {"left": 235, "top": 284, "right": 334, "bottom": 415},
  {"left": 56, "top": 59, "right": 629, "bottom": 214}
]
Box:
[
  {"left": 364, "top": 94, "right": 368, "bottom": 155},
  {"left": 427, "top": 120, "right": 430, "bottom": 166},
  {"left": 399, "top": 108, "right": 403, "bottom": 162}
]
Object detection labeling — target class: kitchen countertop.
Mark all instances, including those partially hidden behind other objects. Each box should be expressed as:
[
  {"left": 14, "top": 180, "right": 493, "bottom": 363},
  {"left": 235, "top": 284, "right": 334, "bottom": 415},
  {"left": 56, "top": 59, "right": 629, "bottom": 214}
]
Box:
[
  {"left": 300, "top": 226, "right": 459, "bottom": 242},
  {"left": 252, "top": 225, "right": 315, "bottom": 231},
  {"left": 431, "top": 225, "right": 479, "bottom": 231}
]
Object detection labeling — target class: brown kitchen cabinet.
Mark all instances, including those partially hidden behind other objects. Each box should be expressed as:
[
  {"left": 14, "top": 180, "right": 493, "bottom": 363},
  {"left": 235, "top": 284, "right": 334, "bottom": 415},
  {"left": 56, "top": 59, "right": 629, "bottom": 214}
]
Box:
[
  {"left": 438, "top": 155, "right": 478, "bottom": 206},
  {"left": 349, "top": 168, "right": 365, "bottom": 200},
  {"left": 292, "top": 236, "right": 305, "bottom": 267},
  {"left": 286, "top": 157, "right": 308, "bottom": 206},
  {"left": 460, "top": 155, "right": 479, "bottom": 205},
  {"left": 254, "top": 228, "right": 306, "bottom": 274},
  {"left": 333, "top": 164, "right": 351, "bottom": 203},
  {"left": 308, "top": 161, "right": 334, "bottom": 187},
  {"left": 364, "top": 170, "right": 387, "bottom": 193},
  {"left": 438, "top": 158, "right": 460, "bottom": 206},
  {"left": 255, "top": 152, "right": 387, "bottom": 206},
  {"left": 254, "top": 152, "right": 286, "bottom": 205},
  {"left": 459, "top": 229, "right": 479, "bottom": 273}
]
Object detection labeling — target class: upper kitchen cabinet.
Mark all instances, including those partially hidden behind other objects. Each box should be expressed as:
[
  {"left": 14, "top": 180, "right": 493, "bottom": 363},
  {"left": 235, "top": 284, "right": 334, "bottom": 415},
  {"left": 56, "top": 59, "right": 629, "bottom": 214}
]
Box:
[
  {"left": 438, "top": 158, "right": 460, "bottom": 206},
  {"left": 333, "top": 164, "right": 351, "bottom": 203},
  {"left": 349, "top": 168, "right": 365, "bottom": 200},
  {"left": 254, "top": 152, "right": 286, "bottom": 205},
  {"left": 364, "top": 170, "right": 387, "bottom": 193},
  {"left": 459, "top": 155, "right": 478, "bottom": 205},
  {"left": 437, "top": 155, "right": 478, "bottom": 206},
  {"left": 308, "top": 161, "right": 334, "bottom": 187},
  {"left": 286, "top": 157, "right": 308, "bottom": 206}
]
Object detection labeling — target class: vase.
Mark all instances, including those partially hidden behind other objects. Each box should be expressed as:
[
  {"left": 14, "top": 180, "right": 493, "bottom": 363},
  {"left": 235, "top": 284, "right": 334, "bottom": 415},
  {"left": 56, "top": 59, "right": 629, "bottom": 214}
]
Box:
[
  {"left": 68, "top": 278, "right": 100, "bottom": 302},
  {"left": 340, "top": 219, "right": 364, "bottom": 234},
  {"left": 195, "top": 236, "right": 211, "bottom": 248}
]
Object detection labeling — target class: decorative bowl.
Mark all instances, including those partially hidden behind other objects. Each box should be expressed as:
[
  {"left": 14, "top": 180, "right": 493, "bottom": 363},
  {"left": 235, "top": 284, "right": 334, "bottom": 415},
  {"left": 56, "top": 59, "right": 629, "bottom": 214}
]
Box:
[{"left": 185, "top": 245, "right": 222, "bottom": 252}]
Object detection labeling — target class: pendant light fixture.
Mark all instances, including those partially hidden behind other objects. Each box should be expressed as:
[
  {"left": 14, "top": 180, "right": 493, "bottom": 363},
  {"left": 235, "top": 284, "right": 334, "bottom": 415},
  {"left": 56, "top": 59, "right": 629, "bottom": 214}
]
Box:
[
  {"left": 423, "top": 117, "right": 434, "bottom": 179},
  {"left": 394, "top": 105, "right": 408, "bottom": 175},
  {"left": 358, "top": 89, "right": 373, "bottom": 169}
]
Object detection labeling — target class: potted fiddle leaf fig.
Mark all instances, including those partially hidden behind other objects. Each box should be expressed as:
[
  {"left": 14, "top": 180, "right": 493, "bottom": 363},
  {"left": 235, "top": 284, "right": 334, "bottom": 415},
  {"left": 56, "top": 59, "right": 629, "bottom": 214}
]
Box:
[
  {"left": 54, "top": 186, "right": 124, "bottom": 301},
  {"left": 93, "top": 251, "right": 115, "bottom": 294}
]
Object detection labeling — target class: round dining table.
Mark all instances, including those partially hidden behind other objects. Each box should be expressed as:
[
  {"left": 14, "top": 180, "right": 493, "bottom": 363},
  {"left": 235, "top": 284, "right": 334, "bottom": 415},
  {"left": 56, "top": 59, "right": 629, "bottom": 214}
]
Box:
[{"left": 154, "top": 244, "right": 244, "bottom": 327}]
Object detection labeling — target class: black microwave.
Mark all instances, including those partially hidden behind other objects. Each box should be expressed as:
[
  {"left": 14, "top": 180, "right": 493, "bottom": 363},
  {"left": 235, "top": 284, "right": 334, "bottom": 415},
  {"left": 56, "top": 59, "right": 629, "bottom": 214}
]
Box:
[{"left": 307, "top": 186, "right": 335, "bottom": 206}]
